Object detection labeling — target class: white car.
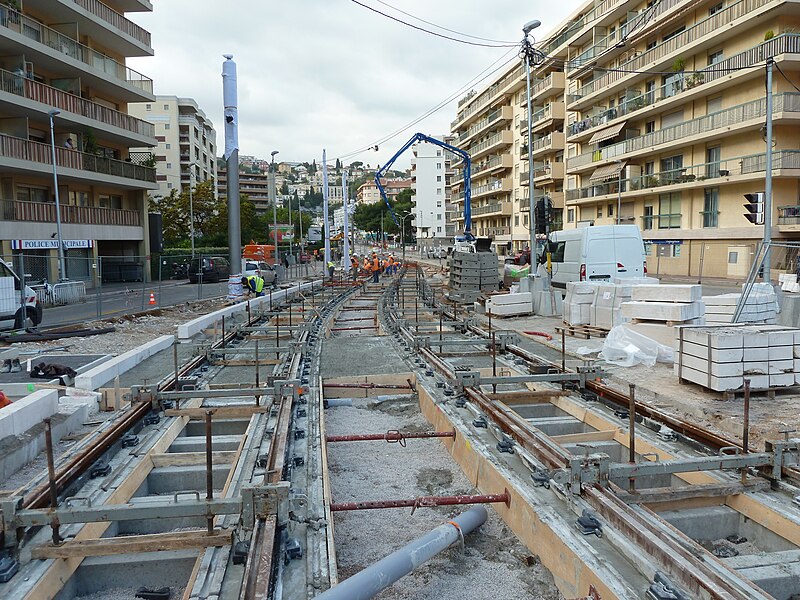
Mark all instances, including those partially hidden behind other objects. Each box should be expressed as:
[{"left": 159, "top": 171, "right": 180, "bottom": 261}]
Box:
[
  {"left": 426, "top": 246, "right": 445, "bottom": 259},
  {"left": 242, "top": 260, "right": 277, "bottom": 287}
]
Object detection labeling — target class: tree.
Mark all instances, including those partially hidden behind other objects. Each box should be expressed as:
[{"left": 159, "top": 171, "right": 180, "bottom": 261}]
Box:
[
  {"left": 335, "top": 158, "right": 341, "bottom": 174},
  {"left": 148, "top": 180, "right": 223, "bottom": 247},
  {"left": 280, "top": 181, "right": 290, "bottom": 196},
  {"left": 350, "top": 161, "right": 363, "bottom": 169},
  {"left": 353, "top": 189, "right": 414, "bottom": 240}
]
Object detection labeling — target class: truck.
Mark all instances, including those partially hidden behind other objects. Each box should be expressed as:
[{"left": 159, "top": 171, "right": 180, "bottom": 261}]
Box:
[
  {"left": 547, "top": 225, "right": 647, "bottom": 289},
  {"left": 0, "top": 260, "right": 42, "bottom": 330},
  {"left": 242, "top": 244, "right": 276, "bottom": 266}
]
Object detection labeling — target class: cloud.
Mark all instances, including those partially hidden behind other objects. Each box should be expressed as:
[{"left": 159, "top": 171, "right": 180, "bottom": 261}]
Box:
[{"left": 128, "top": 0, "right": 574, "bottom": 169}]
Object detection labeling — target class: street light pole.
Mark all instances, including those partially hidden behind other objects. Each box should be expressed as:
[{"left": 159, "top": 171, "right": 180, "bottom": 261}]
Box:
[
  {"left": 270, "top": 150, "right": 279, "bottom": 265},
  {"left": 522, "top": 20, "right": 541, "bottom": 263},
  {"left": 189, "top": 169, "right": 196, "bottom": 260},
  {"left": 615, "top": 159, "right": 623, "bottom": 225},
  {"left": 48, "top": 109, "right": 66, "bottom": 281}
]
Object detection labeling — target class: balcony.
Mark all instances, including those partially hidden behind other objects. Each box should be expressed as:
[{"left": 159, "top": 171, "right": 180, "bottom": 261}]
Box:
[
  {"left": 487, "top": 226, "right": 511, "bottom": 238},
  {"left": 570, "top": 0, "right": 772, "bottom": 108},
  {"left": 538, "top": 0, "right": 625, "bottom": 57},
  {"left": 472, "top": 154, "right": 512, "bottom": 178},
  {"left": 0, "top": 6, "right": 153, "bottom": 98},
  {"left": 778, "top": 205, "right": 800, "bottom": 227},
  {"left": 568, "top": 93, "right": 800, "bottom": 171},
  {"left": 1, "top": 198, "right": 141, "bottom": 227},
  {"left": 523, "top": 133, "right": 565, "bottom": 159},
  {"left": 472, "top": 201, "right": 512, "bottom": 217},
  {"left": 520, "top": 72, "right": 567, "bottom": 106},
  {"left": 71, "top": 0, "right": 150, "bottom": 46},
  {"left": 466, "top": 130, "right": 513, "bottom": 161},
  {"left": 566, "top": 150, "right": 800, "bottom": 203},
  {"left": 471, "top": 177, "right": 512, "bottom": 199},
  {"left": 451, "top": 65, "right": 524, "bottom": 130},
  {"left": 456, "top": 105, "right": 512, "bottom": 146},
  {"left": 0, "top": 68, "right": 154, "bottom": 141},
  {"left": 569, "top": 34, "right": 800, "bottom": 141},
  {"left": 0, "top": 133, "right": 156, "bottom": 184}
]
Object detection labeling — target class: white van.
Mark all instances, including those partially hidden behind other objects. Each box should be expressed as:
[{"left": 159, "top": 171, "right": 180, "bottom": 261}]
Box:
[
  {"left": 0, "top": 260, "right": 42, "bottom": 330},
  {"left": 547, "top": 225, "right": 646, "bottom": 289}
]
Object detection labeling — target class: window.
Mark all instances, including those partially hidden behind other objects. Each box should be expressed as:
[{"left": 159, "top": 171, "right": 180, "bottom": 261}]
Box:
[
  {"left": 436, "top": 201, "right": 442, "bottom": 208},
  {"left": 646, "top": 39, "right": 657, "bottom": 50},
  {"left": 708, "top": 50, "right": 724, "bottom": 66},
  {"left": 164, "top": 124, "right": 170, "bottom": 130},
  {"left": 166, "top": 163, "right": 171, "bottom": 169},
  {"left": 167, "top": 183, "right": 173, "bottom": 189},
  {"left": 567, "top": 208, "right": 575, "bottom": 222},
  {"left": 515, "top": 215, "right": 520, "bottom": 226},
  {"left": 165, "top": 143, "right": 171, "bottom": 150},
  {"left": 645, "top": 120, "right": 655, "bottom": 134},
  {"left": 644, "top": 161, "right": 655, "bottom": 175},
  {"left": 597, "top": 206, "right": 603, "bottom": 218},
  {"left": 709, "top": 2, "right": 724, "bottom": 16},
  {"left": 550, "top": 241, "right": 566, "bottom": 262},
  {"left": 645, "top": 80, "right": 656, "bottom": 104},
  {"left": 660, "top": 155, "right": 683, "bottom": 182},
  {"left": 17, "top": 185, "right": 49, "bottom": 203},
  {"left": 658, "top": 192, "right": 681, "bottom": 229},
  {"left": 437, "top": 226, "right": 442, "bottom": 233},
  {"left": 146, "top": 104, "right": 151, "bottom": 111},
  {"left": 436, "top": 175, "right": 442, "bottom": 182},
  {"left": 436, "top": 188, "right": 442, "bottom": 195},
  {"left": 437, "top": 213, "right": 442, "bottom": 220},
  {"left": 728, "top": 251, "right": 738, "bottom": 264},
  {"left": 662, "top": 26, "right": 685, "bottom": 42},
  {"left": 436, "top": 150, "right": 442, "bottom": 156},
  {"left": 608, "top": 203, "right": 614, "bottom": 217},
  {"left": 436, "top": 162, "right": 442, "bottom": 169},
  {"left": 98, "top": 194, "right": 123, "bottom": 209},
  {"left": 644, "top": 243, "right": 652, "bottom": 256},
  {"left": 68, "top": 191, "right": 90, "bottom": 206},
  {"left": 703, "top": 188, "right": 719, "bottom": 227},
  {"left": 643, "top": 204, "right": 654, "bottom": 230},
  {"left": 163, "top": 104, "right": 169, "bottom": 110},
  {"left": 707, "top": 96, "right": 722, "bottom": 114},
  {"left": 524, "top": 214, "right": 529, "bottom": 226},
  {"left": 706, "top": 146, "right": 721, "bottom": 177},
  {"left": 663, "top": 71, "right": 684, "bottom": 98}
]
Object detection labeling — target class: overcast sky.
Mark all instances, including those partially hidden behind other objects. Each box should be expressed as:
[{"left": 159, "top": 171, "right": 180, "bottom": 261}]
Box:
[{"left": 128, "top": 1, "right": 577, "bottom": 170}]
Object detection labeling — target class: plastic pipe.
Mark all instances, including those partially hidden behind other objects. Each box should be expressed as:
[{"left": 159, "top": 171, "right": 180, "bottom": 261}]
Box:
[{"left": 315, "top": 506, "right": 487, "bottom": 600}]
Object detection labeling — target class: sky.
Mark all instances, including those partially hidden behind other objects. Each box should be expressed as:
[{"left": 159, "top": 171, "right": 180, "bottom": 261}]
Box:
[{"left": 128, "top": 1, "right": 578, "bottom": 170}]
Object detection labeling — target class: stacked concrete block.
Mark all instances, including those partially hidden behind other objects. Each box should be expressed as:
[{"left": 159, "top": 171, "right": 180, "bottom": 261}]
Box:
[
  {"left": 562, "top": 282, "right": 598, "bottom": 325},
  {"left": 780, "top": 274, "right": 800, "bottom": 294},
  {"left": 591, "top": 283, "right": 633, "bottom": 329},
  {"left": 675, "top": 325, "right": 800, "bottom": 391},
  {"left": 485, "top": 292, "right": 533, "bottom": 316},
  {"left": 704, "top": 293, "right": 777, "bottom": 326},
  {"left": 621, "top": 285, "right": 704, "bottom": 325},
  {"left": 449, "top": 251, "right": 498, "bottom": 296}
]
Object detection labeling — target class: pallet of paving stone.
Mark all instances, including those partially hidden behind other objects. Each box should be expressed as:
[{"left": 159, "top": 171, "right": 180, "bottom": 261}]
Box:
[
  {"left": 554, "top": 323, "right": 609, "bottom": 340},
  {"left": 630, "top": 317, "right": 705, "bottom": 327}
]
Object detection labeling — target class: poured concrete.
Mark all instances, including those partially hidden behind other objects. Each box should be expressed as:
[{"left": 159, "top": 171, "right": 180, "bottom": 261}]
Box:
[{"left": 75, "top": 335, "right": 174, "bottom": 391}]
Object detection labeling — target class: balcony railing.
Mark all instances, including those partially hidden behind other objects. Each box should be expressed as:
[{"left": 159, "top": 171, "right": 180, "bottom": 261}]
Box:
[
  {"left": 0, "top": 6, "right": 153, "bottom": 93},
  {"left": 572, "top": 0, "right": 770, "bottom": 102},
  {"left": 641, "top": 213, "right": 682, "bottom": 230},
  {"left": 451, "top": 65, "right": 524, "bottom": 129},
  {"left": 778, "top": 205, "right": 800, "bottom": 225},
  {"left": 466, "top": 130, "right": 512, "bottom": 157},
  {"left": 69, "top": 0, "right": 151, "bottom": 47},
  {"left": 539, "top": 0, "right": 625, "bottom": 56},
  {"left": 1, "top": 198, "right": 141, "bottom": 226},
  {"left": 570, "top": 34, "right": 800, "bottom": 138},
  {"left": 456, "top": 107, "right": 507, "bottom": 144},
  {"left": 472, "top": 202, "right": 511, "bottom": 216},
  {"left": 472, "top": 154, "right": 510, "bottom": 178},
  {"left": 487, "top": 226, "right": 511, "bottom": 237},
  {"left": 0, "top": 69, "right": 154, "bottom": 138},
  {"left": 0, "top": 133, "right": 156, "bottom": 183},
  {"left": 568, "top": 93, "right": 800, "bottom": 169},
  {"left": 566, "top": 151, "right": 800, "bottom": 201}
]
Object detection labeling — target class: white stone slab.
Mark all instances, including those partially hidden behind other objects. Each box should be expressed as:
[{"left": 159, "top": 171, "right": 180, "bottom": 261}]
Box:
[
  {"left": 743, "top": 362, "right": 769, "bottom": 375},
  {"left": 769, "top": 360, "right": 794, "bottom": 374},
  {"left": 681, "top": 327, "right": 745, "bottom": 349},
  {"left": 677, "top": 363, "right": 743, "bottom": 392},
  {"left": 680, "top": 339, "right": 743, "bottom": 363},
  {"left": 632, "top": 284, "right": 701, "bottom": 303},
  {"left": 74, "top": 335, "right": 174, "bottom": 391},
  {"left": 486, "top": 292, "right": 532, "bottom": 307},
  {"left": 621, "top": 301, "right": 704, "bottom": 322},
  {"left": 768, "top": 345, "right": 793, "bottom": 360},
  {"left": 681, "top": 353, "right": 743, "bottom": 377},
  {"left": 0, "top": 389, "right": 59, "bottom": 439},
  {"left": 744, "top": 347, "right": 769, "bottom": 362},
  {"left": 770, "top": 373, "right": 795, "bottom": 387},
  {"left": 486, "top": 302, "right": 532, "bottom": 316}
]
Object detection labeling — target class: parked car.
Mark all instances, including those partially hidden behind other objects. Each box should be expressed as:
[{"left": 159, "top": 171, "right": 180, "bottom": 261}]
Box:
[
  {"left": 298, "top": 253, "right": 311, "bottom": 264},
  {"left": 0, "top": 260, "right": 42, "bottom": 329},
  {"left": 426, "top": 246, "right": 445, "bottom": 259},
  {"left": 189, "top": 256, "right": 231, "bottom": 283},
  {"left": 242, "top": 259, "right": 277, "bottom": 287}
]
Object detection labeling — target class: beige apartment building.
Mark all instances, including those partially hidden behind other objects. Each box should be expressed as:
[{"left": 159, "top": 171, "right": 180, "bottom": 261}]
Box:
[
  {"left": 0, "top": 0, "right": 158, "bottom": 283},
  {"left": 451, "top": 0, "right": 800, "bottom": 277}
]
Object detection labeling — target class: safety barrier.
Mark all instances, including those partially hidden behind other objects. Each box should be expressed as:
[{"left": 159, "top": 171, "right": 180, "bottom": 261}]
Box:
[{"left": 31, "top": 280, "right": 86, "bottom": 306}]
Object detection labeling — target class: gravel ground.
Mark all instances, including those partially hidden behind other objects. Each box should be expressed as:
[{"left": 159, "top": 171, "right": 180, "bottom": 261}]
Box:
[
  {"left": 73, "top": 586, "right": 184, "bottom": 600},
  {"left": 326, "top": 394, "right": 563, "bottom": 600}
]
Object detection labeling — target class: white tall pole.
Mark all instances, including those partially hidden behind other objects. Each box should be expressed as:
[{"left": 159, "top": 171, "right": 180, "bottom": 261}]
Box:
[
  {"left": 271, "top": 151, "right": 279, "bottom": 265},
  {"left": 48, "top": 109, "right": 66, "bottom": 281},
  {"left": 342, "top": 169, "right": 350, "bottom": 271},
  {"left": 222, "top": 55, "right": 241, "bottom": 296},
  {"left": 323, "top": 150, "right": 331, "bottom": 265},
  {"left": 764, "top": 57, "right": 774, "bottom": 284}
]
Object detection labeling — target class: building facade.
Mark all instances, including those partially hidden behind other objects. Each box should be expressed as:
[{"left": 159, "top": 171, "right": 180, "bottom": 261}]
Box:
[
  {"left": 450, "top": 0, "right": 799, "bottom": 277},
  {"left": 356, "top": 178, "right": 412, "bottom": 205},
  {"left": 0, "top": 0, "right": 158, "bottom": 282},
  {"left": 129, "top": 96, "right": 216, "bottom": 199},
  {"left": 410, "top": 137, "right": 450, "bottom": 240},
  {"left": 217, "top": 170, "right": 286, "bottom": 214}
]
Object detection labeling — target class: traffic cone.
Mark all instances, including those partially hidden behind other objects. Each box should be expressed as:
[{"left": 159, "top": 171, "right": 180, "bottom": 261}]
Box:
[{"left": 149, "top": 292, "right": 156, "bottom": 305}]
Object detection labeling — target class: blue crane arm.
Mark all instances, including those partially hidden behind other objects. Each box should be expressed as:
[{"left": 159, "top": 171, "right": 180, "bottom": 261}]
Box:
[{"left": 374, "top": 133, "right": 472, "bottom": 237}]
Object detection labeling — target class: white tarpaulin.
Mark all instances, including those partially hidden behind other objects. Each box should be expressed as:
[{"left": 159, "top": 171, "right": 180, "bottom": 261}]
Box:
[{"left": 599, "top": 325, "right": 674, "bottom": 367}]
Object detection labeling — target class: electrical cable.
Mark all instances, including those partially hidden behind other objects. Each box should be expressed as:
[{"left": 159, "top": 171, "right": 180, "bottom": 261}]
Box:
[
  {"left": 775, "top": 62, "right": 800, "bottom": 95},
  {"left": 349, "top": 0, "right": 517, "bottom": 48},
  {"left": 371, "top": 0, "right": 517, "bottom": 45}
]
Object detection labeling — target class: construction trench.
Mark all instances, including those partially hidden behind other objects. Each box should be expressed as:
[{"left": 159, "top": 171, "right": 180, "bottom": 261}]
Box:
[{"left": 1, "top": 266, "right": 800, "bottom": 598}]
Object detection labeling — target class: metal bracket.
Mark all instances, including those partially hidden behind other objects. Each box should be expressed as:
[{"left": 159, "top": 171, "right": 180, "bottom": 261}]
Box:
[
  {"left": 494, "top": 331, "right": 520, "bottom": 351},
  {"left": 240, "top": 482, "right": 290, "bottom": 528},
  {"left": 454, "top": 370, "right": 481, "bottom": 389}
]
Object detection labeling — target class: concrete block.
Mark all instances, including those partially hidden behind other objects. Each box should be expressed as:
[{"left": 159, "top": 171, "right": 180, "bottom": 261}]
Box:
[
  {"left": 744, "top": 347, "right": 769, "bottom": 362},
  {"left": 74, "top": 335, "right": 174, "bottom": 391},
  {"left": 0, "top": 389, "right": 59, "bottom": 439},
  {"left": 768, "top": 360, "right": 794, "bottom": 374},
  {"left": 770, "top": 373, "right": 795, "bottom": 387},
  {"left": 680, "top": 339, "right": 743, "bottom": 363},
  {"left": 681, "top": 353, "right": 743, "bottom": 377},
  {"left": 486, "top": 292, "right": 532, "bottom": 307},
  {"left": 743, "top": 333, "right": 770, "bottom": 348},
  {"left": 620, "top": 300, "right": 704, "bottom": 322},
  {"left": 769, "top": 330, "right": 795, "bottom": 346},
  {"left": 769, "top": 344, "right": 794, "bottom": 360},
  {"left": 486, "top": 302, "right": 531, "bottom": 316},
  {"left": 613, "top": 277, "right": 659, "bottom": 285},
  {"left": 743, "top": 362, "right": 769, "bottom": 376},
  {"left": 703, "top": 294, "right": 741, "bottom": 306},
  {"left": 632, "top": 284, "right": 701, "bottom": 303},
  {"left": 682, "top": 327, "right": 745, "bottom": 349},
  {"left": 678, "top": 363, "right": 742, "bottom": 391}
]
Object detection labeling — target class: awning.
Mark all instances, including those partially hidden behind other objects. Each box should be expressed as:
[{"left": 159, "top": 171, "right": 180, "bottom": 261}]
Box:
[
  {"left": 589, "top": 161, "right": 626, "bottom": 182},
  {"left": 588, "top": 121, "right": 627, "bottom": 145}
]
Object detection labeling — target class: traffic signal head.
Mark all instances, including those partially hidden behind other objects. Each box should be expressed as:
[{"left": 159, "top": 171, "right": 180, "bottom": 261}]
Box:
[{"left": 743, "top": 192, "right": 765, "bottom": 225}]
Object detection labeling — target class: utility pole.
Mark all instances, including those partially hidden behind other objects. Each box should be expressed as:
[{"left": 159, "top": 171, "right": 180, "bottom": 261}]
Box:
[
  {"left": 270, "top": 150, "right": 279, "bottom": 265},
  {"left": 342, "top": 169, "right": 350, "bottom": 271},
  {"left": 522, "top": 21, "right": 541, "bottom": 261},
  {"left": 222, "top": 55, "right": 240, "bottom": 292},
  {"left": 764, "top": 57, "right": 774, "bottom": 284},
  {"left": 322, "top": 149, "right": 331, "bottom": 266}
]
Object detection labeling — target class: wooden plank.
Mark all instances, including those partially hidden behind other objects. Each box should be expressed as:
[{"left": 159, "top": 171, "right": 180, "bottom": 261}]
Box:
[
  {"left": 552, "top": 429, "right": 619, "bottom": 444},
  {"left": 31, "top": 528, "right": 233, "bottom": 559},
  {"left": 150, "top": 451, "right": 237, "bottom": 467},
  {"left": 164, "top": 406, "right": 270, "bottom": 418},
  {"left": 486, "top": 390, "right": 570, "bottom": 404},
  {"left": 219, "top": 359, "right": 282, "bottom": 366}
]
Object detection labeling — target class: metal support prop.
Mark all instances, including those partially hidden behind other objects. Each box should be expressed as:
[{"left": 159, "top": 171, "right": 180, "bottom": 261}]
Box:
[
  {"left": 743, "top": 378, "right": 751, "bottom": 483},
  {"left": 326, "top": 431, "right": 455, "bottom": 444},
  {"left": 44, "top": 417, "right": 62, "bottom": 545},
  {"left": 629, "top": 383, "right": 636, "bottom": 493},
  {"left": 205, "top": 410, "right": 214, "bottom": 533},
  {"left": 330, "top": 491, "right": 510, "bottom": 512},
  {"left": 561, "top": 330, "right": 566, "bottom": 389},
  {"left": 492, "top": 331, "right": 497, "bottom": 395},
  {"left": 173, "top": 342, "right": 179, "bottom": 389},
  {"left": 255, "top": 341, "right": 261, "bottom": 406},
  {"left": 221, "top": 315, "right": 225, "bottom": 349}
]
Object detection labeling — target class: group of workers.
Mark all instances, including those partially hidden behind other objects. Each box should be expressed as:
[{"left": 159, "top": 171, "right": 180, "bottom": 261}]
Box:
[{"left": 350, "top": 252, "right": 401, "bottom": 283}]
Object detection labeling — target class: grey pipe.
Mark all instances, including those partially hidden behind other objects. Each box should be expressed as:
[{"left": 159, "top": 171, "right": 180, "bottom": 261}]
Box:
[
  {"left": 316, "top": 506, "right": 487, "bottom": 600},
  {"left": 323, "top": 398, "right": 353, "bottom": 407}
]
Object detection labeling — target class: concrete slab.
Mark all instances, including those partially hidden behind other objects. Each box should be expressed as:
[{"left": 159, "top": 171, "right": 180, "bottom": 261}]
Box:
[
  {"left": 621, "top": 300, "right": 704, "bottom": 322},
  {"left": 632, "top": 284, "right": 701, "bottom": 303},
  {"left": 74, "top": 335, "right": 174, "bottom": 391}
]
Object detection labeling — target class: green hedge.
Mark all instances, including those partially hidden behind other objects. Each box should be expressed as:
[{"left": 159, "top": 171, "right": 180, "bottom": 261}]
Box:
[{"left": 160, "top": 247, "right": 229, "bottom": 259}]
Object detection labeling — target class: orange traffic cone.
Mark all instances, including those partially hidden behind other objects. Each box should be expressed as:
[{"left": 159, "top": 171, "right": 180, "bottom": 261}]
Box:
[{"left": 148, "top": 292, "right": 156, "bottom": 305}]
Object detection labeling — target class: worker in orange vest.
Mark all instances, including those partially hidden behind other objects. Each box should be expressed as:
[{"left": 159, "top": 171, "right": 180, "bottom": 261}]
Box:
[
  {"left": 371, "top": 253, "right": 380, "bottom": 283},
  {"left": 350, "top": 253, "right": 360, "bottom": 280}
]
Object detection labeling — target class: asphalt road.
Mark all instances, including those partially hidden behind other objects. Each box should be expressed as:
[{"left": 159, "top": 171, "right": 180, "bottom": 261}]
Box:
[{"left": 40, "top": 262, "right": 326, "bottom": 328}]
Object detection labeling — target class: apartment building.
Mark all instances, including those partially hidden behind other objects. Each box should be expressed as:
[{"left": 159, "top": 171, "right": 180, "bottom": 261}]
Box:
[
  {"left": 450, "top": 0, "right": 800, "bottom": 277},
  {"left": 0, "top": 0, "right": 158, "bottom": 282},
  {"left": 410, "top": 136, "right": 449, "bottom": 241},
  {"left": 356, "top": 178, "right": 412, "bottom": 205},
  {"left": 129, "top": 96, "right": 216, "bottom": 198},
  {"left": 217, "top": 170, "right": 286, "bottom": 213}
]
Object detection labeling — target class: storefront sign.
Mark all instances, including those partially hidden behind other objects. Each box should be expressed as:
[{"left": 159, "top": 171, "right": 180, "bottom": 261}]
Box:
[
  {"left": 11, "top": 239, "right": 94, "bottom": 250},
  {"left": 643, "top": 239, "right": 682, "bottom": 245}
]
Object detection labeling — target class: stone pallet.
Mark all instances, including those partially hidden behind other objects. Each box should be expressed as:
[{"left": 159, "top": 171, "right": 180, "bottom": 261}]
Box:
[{"left": 554, "top": 323, "right": 610, "bottom": 340}]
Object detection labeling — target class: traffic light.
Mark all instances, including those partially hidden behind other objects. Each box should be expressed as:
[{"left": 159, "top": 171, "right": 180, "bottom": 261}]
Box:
[
  {"left": 534, "top": 196, "right": 552, "bottom": 234},
  {"left": 743, "top": 192, "right": 765, "bottom": 225}
]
